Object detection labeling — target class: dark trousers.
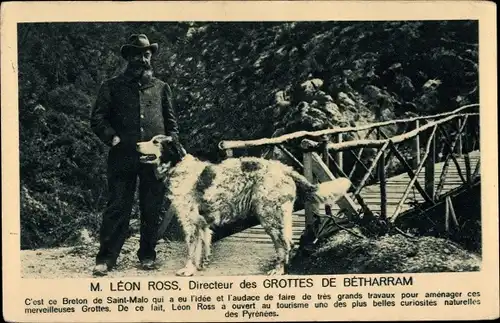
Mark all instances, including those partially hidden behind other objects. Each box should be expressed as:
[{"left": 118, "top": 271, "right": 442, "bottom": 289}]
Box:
[{"left": 96, "top": 163, "right": 165, "bottom": 268}]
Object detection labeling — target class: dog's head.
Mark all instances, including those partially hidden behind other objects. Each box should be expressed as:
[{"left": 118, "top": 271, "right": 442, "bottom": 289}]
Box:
[{"left": 136, "top": 134, "right": 186, "bottom": 168}]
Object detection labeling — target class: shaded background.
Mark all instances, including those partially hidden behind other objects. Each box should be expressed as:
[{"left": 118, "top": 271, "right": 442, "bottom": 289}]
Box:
[{"left": 18, "top": 21, "right": 478, "bottom": 250}]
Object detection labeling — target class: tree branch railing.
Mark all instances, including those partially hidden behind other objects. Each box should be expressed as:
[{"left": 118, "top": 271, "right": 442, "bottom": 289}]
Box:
[
  {"left": 391, "top": 125, "right": 439, "bottom": 223},
  {"left": 218, "top": 104, "right": 479, "bottom": 151},
  {"left": 217, "top": 104, "right": 480, "bottom": 240},
  {"left": 300, "top": 113, "right": 477, "bottom": 152}
]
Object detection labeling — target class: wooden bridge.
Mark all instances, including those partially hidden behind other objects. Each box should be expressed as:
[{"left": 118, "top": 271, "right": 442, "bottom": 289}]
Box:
[{"left": 217, "top": 104, "right": 481, "bottom": 247}]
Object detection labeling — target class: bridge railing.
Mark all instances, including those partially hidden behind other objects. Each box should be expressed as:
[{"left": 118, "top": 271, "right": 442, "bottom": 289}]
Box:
[{"left": 218, "top": 104, "right": 480, "bottom": 233}]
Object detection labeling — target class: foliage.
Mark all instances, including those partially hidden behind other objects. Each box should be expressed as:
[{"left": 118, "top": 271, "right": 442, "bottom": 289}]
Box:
[{"left": 289, "top": 230, "right": 480, "bottom": 274}]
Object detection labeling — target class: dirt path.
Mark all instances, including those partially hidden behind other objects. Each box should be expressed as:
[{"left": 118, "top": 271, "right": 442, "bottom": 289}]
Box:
[{"left": 21, "top": 235, "right": 279, "bottom": 278}]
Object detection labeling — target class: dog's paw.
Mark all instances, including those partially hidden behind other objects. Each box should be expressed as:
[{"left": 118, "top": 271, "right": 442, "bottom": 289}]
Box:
[
  {"left": 176, "top": 267, "right": 197, "bottom": 277},
  {"left": 196, "top": 256, "right": 211, "bottom": 270},
  {"left": 267, "top": 267, "right": 285, "bottom": 276},
  {"left": 201, "top": 256, "right": 211, "bottom": 269}
]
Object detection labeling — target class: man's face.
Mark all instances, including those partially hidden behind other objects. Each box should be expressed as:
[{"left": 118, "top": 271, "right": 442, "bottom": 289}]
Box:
[{"left": 127, "top": 49, "right": 153, "bottom": 71}]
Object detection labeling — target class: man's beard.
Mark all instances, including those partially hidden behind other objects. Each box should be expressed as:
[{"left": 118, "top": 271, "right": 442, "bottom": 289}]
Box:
[
  {"left": 140, "top": 68, "right": 154, "bottom": 84},
  {"left": 128, "top": 60, "right": 151, "bottom": 73},
  {"left": 127, "top": 63, "right": 154, "bottom": 83}
]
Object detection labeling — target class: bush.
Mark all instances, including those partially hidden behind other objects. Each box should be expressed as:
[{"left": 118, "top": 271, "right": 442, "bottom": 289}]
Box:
[{"left": 289, "top": 230, "right": 480, "bottom": 274}]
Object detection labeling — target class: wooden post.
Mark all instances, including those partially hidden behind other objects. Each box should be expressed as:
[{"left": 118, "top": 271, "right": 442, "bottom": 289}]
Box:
[
  {"left": 457, "top": 118, "right": 463, "bottom": 157},
  {"left": 225, "top": 149, "right": 233, "bottom": 158},
  {"left": 309, "top": 152, "right": 359, "bottom": 221},
  {"left": 321, "top": 135, "right": 329, "bottom": 169},
  {"left": 444, "top": 197, "right": 450, "bottom": 234},
  {"left": 444, "top": 196, "right": 459, "bottom": 235},
  {"left": 335, "top": 133, "right": 343, "bottom": 174},
  {"left": 375, "top": 124, "right": 387, "bottom": 219},
  {"left": 464, "top": 119, "right": 472, "bottom": 183},
  {"left": 303, "top": 152, "right": 315, "bottom": 229},
  {"left": 425, "top": 128, "right": 436, "bottom": 201},
  {"left": 472, "top": 159, "right": 481, "bottom": 180},
  {"left": 413, "top": 119, "right": 421, "bottom": 169},
  {"left": 448, "top": 197, "right": 459, "bottom": 228},
  {"left": 378, "top": 147, "right": 387, "bottom": 220}
]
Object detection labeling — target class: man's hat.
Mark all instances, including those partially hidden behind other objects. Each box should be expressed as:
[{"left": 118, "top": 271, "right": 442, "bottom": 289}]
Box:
[{"left": 120, "top": 34, "right": 158, "bottom": 58}]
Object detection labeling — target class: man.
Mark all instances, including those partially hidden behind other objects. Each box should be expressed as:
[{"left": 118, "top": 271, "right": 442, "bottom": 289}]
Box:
[{"left": 90, "top": 34, "right": 179, "bottom": 276}]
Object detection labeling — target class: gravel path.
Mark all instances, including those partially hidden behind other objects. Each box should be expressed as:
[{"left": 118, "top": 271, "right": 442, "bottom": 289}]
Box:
[
  {"left": 21, "top": 235, "right": 278, "bottom": 278},
  {"left": 21, "top": 231, "right": 481, "bottom": 278}
]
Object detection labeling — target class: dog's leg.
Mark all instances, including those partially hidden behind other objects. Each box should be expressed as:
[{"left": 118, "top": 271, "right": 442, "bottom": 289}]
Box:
[
  {"left": 266, "top": 229, "right": 287, "bottom": 276},
  {"left": 281, "top": 201, "right": 294, "bottom": 269},
  {"left": 176, "top": 225, "right": 200, "bottom": 277},
  {"left": 257, "top": 200, "right": 294, "bottom": 275},
  {"left": 201, "top": 227, "right": 213, "bottom": 268},
  {"left": 193, "top": 233, "right": 204, "bottom": 270},
  {"left": 262, "top": 227, "right": 287, "bottom": 275}
]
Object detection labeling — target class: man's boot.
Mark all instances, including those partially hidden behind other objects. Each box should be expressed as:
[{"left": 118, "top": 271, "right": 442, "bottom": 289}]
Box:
[{"left": 92, "top": 263, "right": 109, "bottom": 276}]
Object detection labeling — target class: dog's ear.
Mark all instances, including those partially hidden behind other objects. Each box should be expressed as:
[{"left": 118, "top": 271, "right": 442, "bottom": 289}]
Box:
[
  {"left": 160, "top": 135, "right": 186, "bottom": 165},
  {"left": 172, "top": 137, "right": 187, "bottom": 159},
  {"left": 160, "top": 138, "right": 173, "bottom": 163},
  {"left": 156, "top": 135, "right": 173, "bottom": 144}
]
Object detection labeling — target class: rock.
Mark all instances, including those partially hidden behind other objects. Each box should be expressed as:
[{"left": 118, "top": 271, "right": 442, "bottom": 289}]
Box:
[
  {"left": 272, "top": 91, "right": 291, "bottom": 119},
  {"left": 323, "top": 94, "right": 334, "bottom": 102},
  {"left": 281, "top": 105, "right": 301, "bottom": 125},
  {"left": 389, "top": 63, "right": 403, "bottom": 71},
  {"left": 274, "top": 90, "right": 291, "bottom": 108},
  {"left": 423, "top": 79, "right": 442, "bottom": 91},
  {"left": 299, "top": 104, "right": 331, "bottom": 130},
  {"left": 319, "top": 102, "right": 344, "bottom": 123},
  {"left": 337, "top": 92, "right": 356, "bottom": 108},
  {"left": 380, "top": 108, "right": 394, "bottom": 121},
  {"left": 305, "top": 106, "right": 328, "bottom": 121},
  {"left": 297, "top": 101, "right": 309, "bottom": 112},
  {"left": 395, "top": 75, "right": 416, "bottom": 100},
  {"left": 364, "top": 85, "right": 383, "bottom": 101},
  {"left": 340, "top": 79, "right": 354, "bottom": 93},
  {"left": 418, "top": 92, "right": 440, "bottom": 112},
  {"left": 296, "top": 78, "right": 324, "bottom": 101},
  {"left": 309, "top": 78, "right": 324, "bottom": 89},
  {"left": 366, "top": 67, "right": 380, "bottom": 82},
  {"left": 312, "top": 91, "right": 334, "bottom": 104}
]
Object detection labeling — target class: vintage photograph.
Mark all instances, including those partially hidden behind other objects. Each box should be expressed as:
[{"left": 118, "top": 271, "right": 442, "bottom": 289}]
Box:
[{"left": 18, "top": 20, "right": 481, "bottom": 279}]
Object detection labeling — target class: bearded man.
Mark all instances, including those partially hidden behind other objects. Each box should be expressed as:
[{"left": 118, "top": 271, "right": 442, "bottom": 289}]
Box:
[{"left": 90, "top": 34, "right": 179, "bottom": 276}]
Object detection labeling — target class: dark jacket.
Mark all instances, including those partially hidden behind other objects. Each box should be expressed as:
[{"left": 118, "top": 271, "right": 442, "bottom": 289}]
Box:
[{"left": 91, "top": 71, "right": 179, "bottom": 172}]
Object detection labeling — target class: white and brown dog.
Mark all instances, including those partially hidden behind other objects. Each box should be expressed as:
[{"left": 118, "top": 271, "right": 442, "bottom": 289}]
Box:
[{"left": 136, "top": 135, "right": 351, "bottom": 276}]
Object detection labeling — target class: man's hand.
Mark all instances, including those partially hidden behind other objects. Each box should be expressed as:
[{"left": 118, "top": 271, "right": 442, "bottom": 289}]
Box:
[{"left": 111, "top": 135, "right": 121, "bottom": 147}]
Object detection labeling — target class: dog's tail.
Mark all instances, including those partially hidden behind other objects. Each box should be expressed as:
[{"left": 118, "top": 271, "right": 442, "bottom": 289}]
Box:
[{"left": 288, "top": 170, "right": 351, "bottom": 204}]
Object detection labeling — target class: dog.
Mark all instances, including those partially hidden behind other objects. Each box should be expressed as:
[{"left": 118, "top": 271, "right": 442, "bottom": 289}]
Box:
[{"left": 136, "top": 134, "right": 351, "bottom": 276}]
